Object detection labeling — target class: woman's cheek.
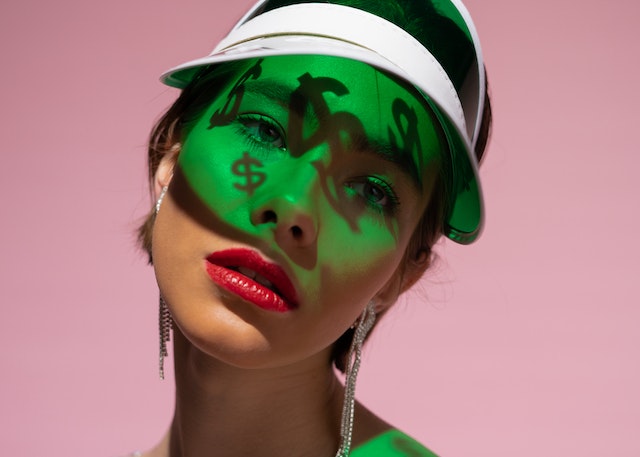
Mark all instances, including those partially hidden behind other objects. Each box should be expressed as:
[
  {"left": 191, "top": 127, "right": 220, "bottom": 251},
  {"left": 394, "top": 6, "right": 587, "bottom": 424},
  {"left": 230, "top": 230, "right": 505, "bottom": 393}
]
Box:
[
  {"left": 179, "top": 127, "right": 256, "bottom": 223},
  {"left": 321, "top": 219, "right": 401, "bottom": 281}
]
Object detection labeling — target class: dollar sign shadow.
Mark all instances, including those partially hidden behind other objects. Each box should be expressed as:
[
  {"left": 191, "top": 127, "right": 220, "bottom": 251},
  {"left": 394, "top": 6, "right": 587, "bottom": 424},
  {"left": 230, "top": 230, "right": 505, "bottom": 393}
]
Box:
[
  {"left": 288, "top": 73, "right": 369, "bottom": 232},
  {"left": 232, "top": 152, "right": 266, "bottom": 196},
  {"left": 209, "top": 59, "right": 264, "bottom": 129},
  {"left": 388, "top": 98, "right": 423, "bottom": 188},
  {"left": 287, "top": 73, "right": 367, "bottom": 158}
]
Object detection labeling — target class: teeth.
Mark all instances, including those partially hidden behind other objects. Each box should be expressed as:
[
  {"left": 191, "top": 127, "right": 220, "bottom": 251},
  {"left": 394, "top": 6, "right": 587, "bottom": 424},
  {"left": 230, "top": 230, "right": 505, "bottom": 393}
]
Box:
[
  {"left": 254, "top": 275, "right": 275, "bottom": 290},
  {"left": 237, "top": 266, "right": 257, "bottom": 279},
  {"left": 234, "top": 267, "right": 275, "bottom": 290},
  {"left": 235, "top": 267, "right": 276, "bottom": 292}
]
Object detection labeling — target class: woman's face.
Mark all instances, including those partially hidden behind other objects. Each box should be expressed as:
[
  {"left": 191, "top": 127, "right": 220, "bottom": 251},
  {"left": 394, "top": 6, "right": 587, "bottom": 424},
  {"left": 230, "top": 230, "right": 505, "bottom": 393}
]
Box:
[{"left": 152, "top": 55, "right": 443, "bottom": 369}]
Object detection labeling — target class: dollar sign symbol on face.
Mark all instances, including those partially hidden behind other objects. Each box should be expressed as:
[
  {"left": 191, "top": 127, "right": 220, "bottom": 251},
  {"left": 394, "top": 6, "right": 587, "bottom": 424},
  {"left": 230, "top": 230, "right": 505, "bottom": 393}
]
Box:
[
  {"left": 287, "top": 72, "right": 366, "bottom": 157},
  {"left": 287, "top": 73, "right": 369, "bottom": 230},
  {"left": 209, "top": 59, "right": 264, "bottom": 129},
  {"left": 232, "top": 152, "right": 266, "bottom": 196},
  {"left": 388, "top": 98, "right": 423, "bottom": 186}
]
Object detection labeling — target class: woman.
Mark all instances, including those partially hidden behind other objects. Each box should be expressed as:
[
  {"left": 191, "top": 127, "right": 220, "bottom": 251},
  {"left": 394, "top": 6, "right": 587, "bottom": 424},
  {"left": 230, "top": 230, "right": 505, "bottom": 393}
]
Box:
[{"left": 136, "top": 0, "right": 491, "bottom": 455}]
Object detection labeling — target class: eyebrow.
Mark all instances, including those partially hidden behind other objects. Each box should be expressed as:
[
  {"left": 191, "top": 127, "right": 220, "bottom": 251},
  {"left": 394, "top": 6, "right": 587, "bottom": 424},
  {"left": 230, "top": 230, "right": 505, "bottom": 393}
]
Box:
[
  {"left": 243, "top": 79, "right": 424, "bottom": 189},
  {"left": 243, "top": 79, "right": 318, "bottom": 122},
  {"left": 354, "top": 136, "right": 423, "bottom": 191}
]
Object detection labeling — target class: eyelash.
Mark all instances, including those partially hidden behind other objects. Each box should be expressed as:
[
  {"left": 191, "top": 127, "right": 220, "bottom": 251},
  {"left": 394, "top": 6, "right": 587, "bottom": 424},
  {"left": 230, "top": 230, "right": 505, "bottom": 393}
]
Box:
[
  {"left": 346, "top": 176, "right": 401, "bottom": 215},
  {"left": 232, "top": 114, "right": 400, "bottom": 215},
  {"left": 235, "top": 114, "right": 286, "bottom": 151}
]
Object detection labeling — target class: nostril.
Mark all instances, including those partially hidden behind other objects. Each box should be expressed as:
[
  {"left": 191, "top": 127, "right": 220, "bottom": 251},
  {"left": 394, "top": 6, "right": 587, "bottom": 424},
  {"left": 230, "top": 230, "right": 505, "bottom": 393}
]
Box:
[
  {"left": 253, "top": 205, "right": 316, "bottom": 245},
  {"left": 261, "top": 210, "right": 277, "bottom": 224},
  {"left": 290, "top": 226, "right": 303, "bottom": 239}
]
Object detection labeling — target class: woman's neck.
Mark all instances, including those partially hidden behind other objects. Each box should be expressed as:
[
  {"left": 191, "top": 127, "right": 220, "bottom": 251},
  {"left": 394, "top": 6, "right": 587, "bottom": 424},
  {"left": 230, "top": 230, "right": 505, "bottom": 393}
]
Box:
[{"left": 157, "top": 330, "right": 345, "bottom": 457}]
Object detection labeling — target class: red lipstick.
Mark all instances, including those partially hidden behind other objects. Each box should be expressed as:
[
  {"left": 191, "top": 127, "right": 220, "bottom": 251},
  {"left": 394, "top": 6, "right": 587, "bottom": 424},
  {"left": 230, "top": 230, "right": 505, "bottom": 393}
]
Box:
[{"left": 205, "top": 249, "right": 298, "bottom": 312}]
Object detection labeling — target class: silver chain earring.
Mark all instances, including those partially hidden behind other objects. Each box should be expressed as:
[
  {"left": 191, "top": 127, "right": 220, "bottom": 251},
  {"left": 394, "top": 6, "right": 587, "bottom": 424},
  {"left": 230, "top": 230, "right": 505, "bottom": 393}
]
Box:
[
  {"left": 158, "top": 296, "right": 172, "bottom": 379},
  {"left": 155, "top": 185, "right": 168, "bottom": 214},
  {"left": 156, "top": 185, "right": 171, "bottom": 379},
  {"left": 336, "top": 301, "right": 376, "bottom": 457}
]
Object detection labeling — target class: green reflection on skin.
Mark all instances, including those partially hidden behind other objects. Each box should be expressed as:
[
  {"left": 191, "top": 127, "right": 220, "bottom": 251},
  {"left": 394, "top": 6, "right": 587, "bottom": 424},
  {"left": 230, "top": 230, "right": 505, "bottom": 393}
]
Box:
[
  {"left": 351, "top": 429, "right": 439, "bottom": 456},
  {"left": 177, "top": 54, "right": 443, "bottom": 256},
  {"left": 231, "top": 152, "right": 266, "bottom": 196}
]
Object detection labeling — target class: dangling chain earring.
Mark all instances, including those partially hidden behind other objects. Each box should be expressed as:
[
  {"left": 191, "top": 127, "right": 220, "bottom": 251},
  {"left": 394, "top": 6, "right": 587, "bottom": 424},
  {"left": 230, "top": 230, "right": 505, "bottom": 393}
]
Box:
[
  {"left": 155, "top": 185, "right": 168, "bottom": 214},
  {"left": 335, "top": 301, "right": 377, "bottom": 457},
  {"left": 158, "top": 296, "right": 172, "bottom": 379},
  {"left": 155, "top": 185, "right": 172, "bottom": 379}
]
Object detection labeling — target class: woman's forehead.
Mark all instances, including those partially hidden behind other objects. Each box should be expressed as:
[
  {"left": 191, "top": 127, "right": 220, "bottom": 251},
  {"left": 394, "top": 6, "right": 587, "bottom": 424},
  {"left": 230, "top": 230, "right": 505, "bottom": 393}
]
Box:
[
  {"left": 195, "top": 55, "right": 443, "bottom": 187},
  {"left": 239, "top": 55, "right": 421, "bottom": 111},
  {"left": 215, "top": 55, "right": 443, "bottom": 171}
]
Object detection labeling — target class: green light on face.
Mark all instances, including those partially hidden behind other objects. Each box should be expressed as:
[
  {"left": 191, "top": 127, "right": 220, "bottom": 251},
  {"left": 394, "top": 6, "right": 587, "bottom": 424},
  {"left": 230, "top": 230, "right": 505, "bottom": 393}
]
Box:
[
  {"left": 177, "top": 55, "right": 443, "bottom": 250},
  {"left": 231, "top": 152, "right": 266, "bottom": 197}
]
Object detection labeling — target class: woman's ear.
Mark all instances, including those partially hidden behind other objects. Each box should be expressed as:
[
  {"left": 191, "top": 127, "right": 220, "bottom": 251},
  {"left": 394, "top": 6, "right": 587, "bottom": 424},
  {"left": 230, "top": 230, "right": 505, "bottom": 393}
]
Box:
[
  {"left": 153, "top": 143, "right": 181, "bottom": 198},
  {"left": 399, "top": 249, "right": 431, "bottom": 292},
  {"left": 373, "top": 249, "right": 431, "bottom": 313},
  {"left": 372, "top": 274, "right": 403, "bottom": 313}
]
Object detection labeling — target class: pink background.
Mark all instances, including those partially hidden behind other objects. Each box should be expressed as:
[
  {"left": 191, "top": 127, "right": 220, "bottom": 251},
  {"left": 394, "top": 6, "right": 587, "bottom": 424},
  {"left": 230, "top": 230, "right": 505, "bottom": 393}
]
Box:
[{"left": 1, "top": 0, "right": 639, "bottom": 455}]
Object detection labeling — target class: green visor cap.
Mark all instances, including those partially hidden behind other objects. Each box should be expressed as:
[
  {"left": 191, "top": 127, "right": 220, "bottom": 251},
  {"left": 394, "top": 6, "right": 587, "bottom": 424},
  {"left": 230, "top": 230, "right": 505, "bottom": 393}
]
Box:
[{"left": 161, "top": 0, "right": 487, "bottom": 244}]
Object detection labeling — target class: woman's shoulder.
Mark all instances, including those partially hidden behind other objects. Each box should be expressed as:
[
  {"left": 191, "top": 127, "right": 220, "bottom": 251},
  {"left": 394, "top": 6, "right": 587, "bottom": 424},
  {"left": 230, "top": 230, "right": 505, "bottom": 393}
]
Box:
[
  {"left": 351, "top": 429, "right": 439, "bottom": 457},
  {"left": 351, "top": 401, "right": 438, "bottom": 456}
]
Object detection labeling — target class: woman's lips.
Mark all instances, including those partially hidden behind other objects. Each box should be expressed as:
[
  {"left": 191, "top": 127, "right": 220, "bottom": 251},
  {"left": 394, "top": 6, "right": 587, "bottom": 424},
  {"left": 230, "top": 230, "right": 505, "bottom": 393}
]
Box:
[{"left": 205, "top": 249, "right": 298, "bottom": 312}]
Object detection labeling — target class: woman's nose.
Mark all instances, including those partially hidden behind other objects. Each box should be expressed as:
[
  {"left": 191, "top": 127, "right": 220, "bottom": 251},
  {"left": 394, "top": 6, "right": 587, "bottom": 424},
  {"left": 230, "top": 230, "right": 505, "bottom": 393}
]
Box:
[{"left": 250, "top": 177, "right": 319, "bottom": 249}]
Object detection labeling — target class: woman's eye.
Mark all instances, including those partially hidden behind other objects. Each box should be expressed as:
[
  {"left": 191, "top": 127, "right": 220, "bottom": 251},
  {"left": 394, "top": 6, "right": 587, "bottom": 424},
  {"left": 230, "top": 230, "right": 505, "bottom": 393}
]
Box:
[
  {"left": 346, "top": 177, "right": 399, "bottom": 214},
  {"left": 237, "top": 115, "right": 285, "bottom": 149}
]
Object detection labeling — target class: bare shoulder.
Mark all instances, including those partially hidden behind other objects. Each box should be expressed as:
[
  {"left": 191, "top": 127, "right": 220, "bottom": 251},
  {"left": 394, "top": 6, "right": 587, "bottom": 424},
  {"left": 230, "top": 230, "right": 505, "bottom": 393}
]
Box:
[
  {"left": 352, "top": 429, "right": 439, "bottom": 456},
  {"left": 351, "top": 403, "right": 439, "bottom": 457}
]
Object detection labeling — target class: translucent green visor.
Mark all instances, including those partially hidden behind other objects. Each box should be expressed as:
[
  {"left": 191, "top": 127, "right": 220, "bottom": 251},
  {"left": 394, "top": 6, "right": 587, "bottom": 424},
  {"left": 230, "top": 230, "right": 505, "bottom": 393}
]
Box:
[{"left": 162, "top": 0, "right": 486, "bottom": 243}]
